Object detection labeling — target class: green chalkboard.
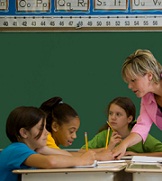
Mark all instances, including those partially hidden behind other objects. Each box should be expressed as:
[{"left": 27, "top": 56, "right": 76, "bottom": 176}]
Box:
[{"left": 0, "top": 32, "right": 162, "bottom": 149}]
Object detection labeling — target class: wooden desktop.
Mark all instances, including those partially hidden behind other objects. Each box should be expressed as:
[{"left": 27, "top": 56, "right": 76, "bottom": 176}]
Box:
[{"left": 13, "top": 162, "right": 129, "bottom": 181}]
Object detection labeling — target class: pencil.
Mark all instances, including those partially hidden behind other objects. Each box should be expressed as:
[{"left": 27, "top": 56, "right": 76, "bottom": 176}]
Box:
[
  {"left": 107, "top": 121, "right": 113, "bottom": 131},
  {"left": 105, "top": 127, "right": 110, "bottom": 149},
  {"left": 84, "top": 132, "right": 88, "bottom": 151},
  {"left": 105, "top": 121, "right": 113, "bottom": 149}
]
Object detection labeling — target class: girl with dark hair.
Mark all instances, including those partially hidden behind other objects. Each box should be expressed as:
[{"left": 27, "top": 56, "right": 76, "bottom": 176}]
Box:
[
  {"left": 81, "top": 97, "right": 162, "bottom": 156},
  {"left": 39, "top": 96, "right": 114, "bottom": 161},
  {"left": 0, "top": 106, "right": 96, "bottom": 181},
  {"left": 40, "top": 96, "right": 80, "bottom": 148}
]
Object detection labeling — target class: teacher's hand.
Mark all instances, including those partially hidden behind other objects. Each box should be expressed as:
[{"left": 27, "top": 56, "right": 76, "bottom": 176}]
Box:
[{"left": 112, "top": 142, "right": 127, "bottom": 160}]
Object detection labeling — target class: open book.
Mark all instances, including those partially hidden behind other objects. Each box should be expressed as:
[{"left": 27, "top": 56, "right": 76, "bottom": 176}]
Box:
[
  {"left": 131, "top": 156, "right": 162, "bottom": 163},
  {"left": 97, "top": 160, "right": 126, "bottom": 168},
  {"left": 75, "top": 160, "right": 98, "bottom": 168},
  {"left": 75, "top": 160, "right": 126, "bottom": 168}
]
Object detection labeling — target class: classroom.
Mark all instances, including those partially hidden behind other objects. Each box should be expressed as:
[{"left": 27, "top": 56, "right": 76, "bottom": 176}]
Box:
[
  {"left": 0, "top": 32, "right": 162, "bottom": 150},
  {"left": 1, "top": 1, "right": 162, "bottom": 181},
  {"left": 0, "top": 0, "right": 162, "bottom": 151}
]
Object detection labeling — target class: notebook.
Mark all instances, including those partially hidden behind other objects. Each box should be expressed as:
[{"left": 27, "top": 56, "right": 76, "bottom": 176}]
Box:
[
  {"left": 131, "top": 156, "right": 162, "bottom": 163},
  {"left": 75, "top": 160, "right": 126, "bottom": 168}
]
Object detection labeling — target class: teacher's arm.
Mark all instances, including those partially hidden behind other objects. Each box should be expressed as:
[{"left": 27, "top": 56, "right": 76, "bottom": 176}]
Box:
[{"left": 112, "top": 132, "right": 142, "bottom": 159}]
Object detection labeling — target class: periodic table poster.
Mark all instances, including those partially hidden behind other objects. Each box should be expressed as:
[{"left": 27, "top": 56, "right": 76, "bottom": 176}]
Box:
[{"left": 0, "top": 0, "right": 162, "bottom": 31}]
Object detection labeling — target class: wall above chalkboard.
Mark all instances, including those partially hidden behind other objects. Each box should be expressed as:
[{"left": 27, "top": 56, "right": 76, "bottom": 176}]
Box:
[{"left": 0, "top": 0, "right": 162, "bottom": 31}]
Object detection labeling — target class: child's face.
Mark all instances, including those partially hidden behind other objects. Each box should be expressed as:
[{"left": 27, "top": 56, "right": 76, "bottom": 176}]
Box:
[
  {"left": 108, "top": 103, "right": 131, "bottom": 131},
  {"left": 24, "top": 119, "right": 48, "bottom": 150},
  {"left": 52, "top": 117, "right": 80, "bottom": 147}
]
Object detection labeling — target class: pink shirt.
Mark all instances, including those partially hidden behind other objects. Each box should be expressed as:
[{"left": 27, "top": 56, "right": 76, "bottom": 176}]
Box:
[{"left": 132, "top": 92, "right": 162, "bottom": 141}]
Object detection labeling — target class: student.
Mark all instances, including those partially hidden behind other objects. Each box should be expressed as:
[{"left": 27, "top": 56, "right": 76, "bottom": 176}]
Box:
[
  {"left": 81, "top": 97, "right": 162, "bottom": 156},
  {"left": 113, "top": 49, "right": 162, "bottom": 159},
  {"left": 40, "top": 96, "right": 114, "bottom": 161},
  {"left": 40, "top": 97, "right": 80, "bottom": 149},
  {"left": 0, "top": 106, "right": 96, "bottom": 181}
]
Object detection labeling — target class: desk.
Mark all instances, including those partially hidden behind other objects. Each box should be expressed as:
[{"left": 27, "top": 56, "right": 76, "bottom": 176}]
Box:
[
  {"left": 13, "top": 163, "right": 131, "bottom": 181},
  {"left": 125, "top": 163, "right": 162, "bottom": 181}
]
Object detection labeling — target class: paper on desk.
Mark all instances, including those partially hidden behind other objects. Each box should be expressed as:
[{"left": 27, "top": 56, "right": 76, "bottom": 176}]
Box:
[
  {"left": 121, "top": 156, "right": 133, "bottom": 160},
  {"left": 75, "top": 160, "right": 126, "bottom": 168},
  {"left": 75, "top": 160, "right": 97, "bottom": 168},
  {"left": 97, "top": 160, "right": 127, "bottom": 168},
  {"left": 97, "top": 160, "right": 126, "bottom": 164},
  {"left": 132, "top": 156, "right": 162, "bottom": 163}
]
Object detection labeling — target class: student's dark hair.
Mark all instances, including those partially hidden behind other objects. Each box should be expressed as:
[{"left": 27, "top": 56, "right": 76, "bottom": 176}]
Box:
[
  {"left": 6, "top": 106, "right": 46, "bottom": 142},
  {"left": 40, "top": 97, "right": 78, "bottom": 132},
  {"left": 98, "top": 97, "right": 136, "bottom": 132}
]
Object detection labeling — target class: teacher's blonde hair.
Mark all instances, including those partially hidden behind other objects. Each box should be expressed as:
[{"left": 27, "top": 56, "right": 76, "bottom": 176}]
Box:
[{"left": 122, "top": 49, "right": 162, "bottom": 84}]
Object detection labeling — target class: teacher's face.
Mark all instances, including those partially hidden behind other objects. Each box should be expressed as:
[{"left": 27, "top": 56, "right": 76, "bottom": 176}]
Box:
[{"left": 126, "top": 73, "right": 152, "bottom": 98}]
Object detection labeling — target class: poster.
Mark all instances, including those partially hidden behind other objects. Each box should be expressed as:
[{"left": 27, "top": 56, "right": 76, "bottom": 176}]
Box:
[{"left": 0, "top": 0, "right": 162, "bottom": 31}]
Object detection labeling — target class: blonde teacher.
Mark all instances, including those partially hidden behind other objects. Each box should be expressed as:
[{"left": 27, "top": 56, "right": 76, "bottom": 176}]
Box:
[{"left": 113, "top": 49, "right": 162, "bottom": 159}]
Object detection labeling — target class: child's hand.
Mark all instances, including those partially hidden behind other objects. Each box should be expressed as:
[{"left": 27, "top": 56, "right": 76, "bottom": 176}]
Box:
[
  {"left": 125, "top": 151, "right": 136, "bottom": 156},
  {"left": 80, "top": 150, "right": 96, "bottom": 165},
  {"left": 96, "top": 149, "right": 115, "bottom": 161},
  {"left": 108, "top": 131, "right": 122, "bottom": 150}
]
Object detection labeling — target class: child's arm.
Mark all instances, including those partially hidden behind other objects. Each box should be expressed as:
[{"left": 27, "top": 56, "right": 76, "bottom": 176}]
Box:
[
  {"left": 36, "top": 146, "right": 72, "bottom": 156},
  {"left": 95, "top": 149, "right": 114, "bottom": 161},
  {"left": 79, "top": 147, "right": 105, "bottom": 153},
  {"left": 24, "top": 150, "right": 96, "bottom": 168}
]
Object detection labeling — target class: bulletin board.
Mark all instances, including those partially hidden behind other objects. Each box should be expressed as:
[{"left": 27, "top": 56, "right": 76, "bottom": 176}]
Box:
[{"left": 1, "top": 0, "right": 162, "bottom": 31}]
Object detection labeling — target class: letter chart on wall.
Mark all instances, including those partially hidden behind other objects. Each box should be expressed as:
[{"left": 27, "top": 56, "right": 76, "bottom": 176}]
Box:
[{"left": 0, "top": 0, "right": 162, "bottom": 31}]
